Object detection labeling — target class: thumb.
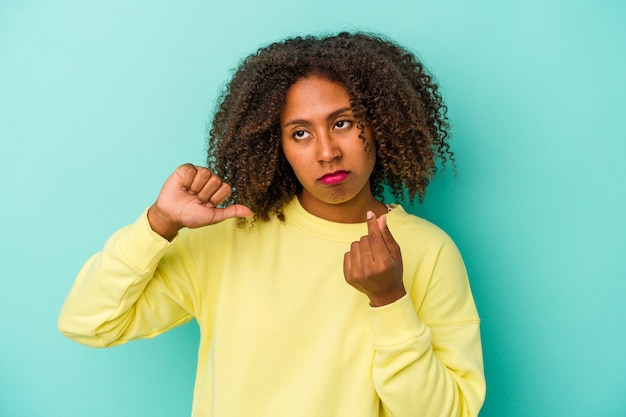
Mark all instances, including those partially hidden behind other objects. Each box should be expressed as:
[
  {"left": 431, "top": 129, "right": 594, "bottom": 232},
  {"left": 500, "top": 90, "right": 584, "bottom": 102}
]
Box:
[{"left": 210, "top": 204, "right": 253, "bottom": 223}]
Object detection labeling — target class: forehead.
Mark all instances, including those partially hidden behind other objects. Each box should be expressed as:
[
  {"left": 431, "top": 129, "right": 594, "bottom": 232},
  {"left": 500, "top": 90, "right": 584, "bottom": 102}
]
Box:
[{"left": 281, "top": 75, "right": 351, "bottom": 121}]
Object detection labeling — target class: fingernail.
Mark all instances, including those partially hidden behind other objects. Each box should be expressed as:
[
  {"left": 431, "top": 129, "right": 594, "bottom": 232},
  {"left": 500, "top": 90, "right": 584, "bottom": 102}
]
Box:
[{"left": 367, "top": 211, "right": 374, "bottom": 220}]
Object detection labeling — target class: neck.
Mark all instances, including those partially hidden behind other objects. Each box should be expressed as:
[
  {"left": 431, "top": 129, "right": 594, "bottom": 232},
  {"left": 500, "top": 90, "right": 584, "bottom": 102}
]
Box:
[{"left": 297, "top": 193, "right": 388, "bottom": 223}]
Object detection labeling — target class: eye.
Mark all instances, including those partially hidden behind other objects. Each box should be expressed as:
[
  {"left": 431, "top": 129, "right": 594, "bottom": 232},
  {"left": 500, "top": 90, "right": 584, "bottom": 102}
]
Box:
[
  {"left": 334, "top": 120, "right": 352, "bottom": 130},
  {"left": 293, "top": 130, "right": 312, "bottom": 140}
]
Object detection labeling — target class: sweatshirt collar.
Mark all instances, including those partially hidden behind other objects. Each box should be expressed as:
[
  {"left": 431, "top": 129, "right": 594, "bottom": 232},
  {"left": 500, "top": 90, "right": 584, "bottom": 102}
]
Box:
[{"left": 282, "top": 197, "right": 407, "bottom": 242}]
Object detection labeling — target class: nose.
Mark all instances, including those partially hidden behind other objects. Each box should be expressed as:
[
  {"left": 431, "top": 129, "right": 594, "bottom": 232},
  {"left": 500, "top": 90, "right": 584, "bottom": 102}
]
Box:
[{"left": 316, "top": 132, "right": 342, "bottom": 163}]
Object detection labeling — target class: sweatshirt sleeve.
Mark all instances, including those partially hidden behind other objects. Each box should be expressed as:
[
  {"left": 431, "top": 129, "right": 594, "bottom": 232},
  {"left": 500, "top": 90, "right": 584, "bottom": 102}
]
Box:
[
  {"left": 58, "top": 210, "right": 198, "bottom": 347},
  {"left": 368, "top": 234, "right": 485, "bottom": 417}
]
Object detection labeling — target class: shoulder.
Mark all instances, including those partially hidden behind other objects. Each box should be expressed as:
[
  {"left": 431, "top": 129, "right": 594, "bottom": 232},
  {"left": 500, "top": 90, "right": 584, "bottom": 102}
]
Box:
[
  {"left": 174, "top": 215, "right": 281, "bottom": 251},
  {"left": 170, "top": 217, "right": 239, "bottom": 254},
  {"left": 387, "top": 205, "right": 456, "bottom": 249}
]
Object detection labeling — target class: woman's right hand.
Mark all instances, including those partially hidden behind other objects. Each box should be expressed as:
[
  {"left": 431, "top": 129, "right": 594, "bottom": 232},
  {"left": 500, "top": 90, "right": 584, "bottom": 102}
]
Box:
[{"left": 147, "top": 164, "right": 252, "bottom": 240}]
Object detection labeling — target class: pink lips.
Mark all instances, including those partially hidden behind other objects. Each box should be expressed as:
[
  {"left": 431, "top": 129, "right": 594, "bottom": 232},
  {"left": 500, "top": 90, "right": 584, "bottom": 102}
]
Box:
[{"left": 319, "top": 170, "right": 349, "bottom": 185}]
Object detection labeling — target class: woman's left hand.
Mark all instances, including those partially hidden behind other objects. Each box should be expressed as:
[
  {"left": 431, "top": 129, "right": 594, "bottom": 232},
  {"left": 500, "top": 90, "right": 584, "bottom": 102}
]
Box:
[{"left": 343, "top": 211, "right": 406, "bottom": 307}]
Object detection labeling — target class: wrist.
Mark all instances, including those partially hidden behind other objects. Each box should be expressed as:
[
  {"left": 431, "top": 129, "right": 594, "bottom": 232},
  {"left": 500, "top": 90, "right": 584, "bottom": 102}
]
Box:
[
  {"left": 147, "top": 204, "right": 181, "bottom": 241},
  {"left": 368, "top": 287, "right": 407, "bottom": 307}
]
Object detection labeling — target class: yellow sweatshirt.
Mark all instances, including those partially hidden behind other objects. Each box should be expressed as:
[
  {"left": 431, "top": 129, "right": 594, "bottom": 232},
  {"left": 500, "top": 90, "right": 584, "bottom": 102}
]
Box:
[{"left": 59, "top": 198, "right": 485, "bottom": 417}]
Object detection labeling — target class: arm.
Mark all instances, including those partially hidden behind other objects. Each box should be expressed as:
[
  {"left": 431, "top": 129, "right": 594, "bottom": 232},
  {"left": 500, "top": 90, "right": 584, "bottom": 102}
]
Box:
[
  {"left": 344, "top": 213, "right": 485, "bottom": 416},
  {"left": 58, "top": 212, "right": 195, "bottom": 347},
  {"left": 58, "top": 164, "right": 252, "bottom": 347},
  {"left": 368, "top": 261, "right": 484, "bottom": 417}
]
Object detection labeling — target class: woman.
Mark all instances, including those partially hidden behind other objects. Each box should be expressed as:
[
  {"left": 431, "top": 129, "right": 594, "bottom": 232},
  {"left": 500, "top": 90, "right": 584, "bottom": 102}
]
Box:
[{"left": 59, "top": 32, "right": 485, "bottom": 417}]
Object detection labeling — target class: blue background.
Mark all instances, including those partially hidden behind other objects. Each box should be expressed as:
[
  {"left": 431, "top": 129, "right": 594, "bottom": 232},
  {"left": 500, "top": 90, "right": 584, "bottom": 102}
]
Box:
[{"left": 1, "top": 1, "right": 625, "bottom": 416}]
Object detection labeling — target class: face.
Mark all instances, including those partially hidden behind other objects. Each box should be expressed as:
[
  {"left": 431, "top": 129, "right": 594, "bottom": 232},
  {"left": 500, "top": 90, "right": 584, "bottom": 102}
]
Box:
[{"left": 280, "top": 74, "right": 379, "bottom": 221}]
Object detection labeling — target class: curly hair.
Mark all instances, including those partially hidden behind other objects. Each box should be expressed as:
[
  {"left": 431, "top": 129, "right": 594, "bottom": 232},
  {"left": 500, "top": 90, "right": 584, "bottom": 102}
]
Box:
[{"left": 207, "top": 32, "right": 452, "bottom": 223}]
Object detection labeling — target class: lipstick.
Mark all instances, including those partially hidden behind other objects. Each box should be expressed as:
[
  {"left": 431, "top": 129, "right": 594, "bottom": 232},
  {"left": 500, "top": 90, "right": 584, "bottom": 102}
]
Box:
[{"left": 319, "top": 170, "right": 349, "bottom": 185}]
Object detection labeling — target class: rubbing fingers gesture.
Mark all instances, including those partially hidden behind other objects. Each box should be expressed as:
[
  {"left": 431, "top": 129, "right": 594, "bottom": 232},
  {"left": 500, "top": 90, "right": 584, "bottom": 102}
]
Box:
[{"left": 343, "top": 211, "right": 406, "bottom": 307}]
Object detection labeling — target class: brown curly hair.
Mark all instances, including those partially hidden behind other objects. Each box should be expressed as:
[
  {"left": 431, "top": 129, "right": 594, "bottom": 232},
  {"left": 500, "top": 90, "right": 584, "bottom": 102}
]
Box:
[{"left": 207, "top": 32, "right": 452, "bottom": 222}]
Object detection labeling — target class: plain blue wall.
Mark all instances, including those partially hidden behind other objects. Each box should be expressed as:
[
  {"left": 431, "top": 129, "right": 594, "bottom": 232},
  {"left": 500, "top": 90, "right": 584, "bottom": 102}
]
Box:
[{"left": 1, "top": 1, "right": 625, "bottom": 416}]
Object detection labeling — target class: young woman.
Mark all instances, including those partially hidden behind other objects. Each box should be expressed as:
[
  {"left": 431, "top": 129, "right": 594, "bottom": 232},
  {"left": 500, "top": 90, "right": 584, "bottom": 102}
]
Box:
[{"left": 59, "top": 32, "right": 485, "bottom": 417}]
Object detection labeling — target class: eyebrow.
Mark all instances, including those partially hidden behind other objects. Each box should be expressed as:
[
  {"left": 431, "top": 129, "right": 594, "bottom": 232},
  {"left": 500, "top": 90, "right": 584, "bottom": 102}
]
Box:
[{"left": 282, "top": 107, "right": 354, "bottom": 128}]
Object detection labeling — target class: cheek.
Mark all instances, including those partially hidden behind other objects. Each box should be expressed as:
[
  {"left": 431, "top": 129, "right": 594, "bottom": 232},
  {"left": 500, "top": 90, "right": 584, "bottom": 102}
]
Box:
[
  {"left": 280, "top": 139, "right": 294, "bottom": 165},
  {"left": 280, "top": 146, "right": 305, "bottom": 178}
]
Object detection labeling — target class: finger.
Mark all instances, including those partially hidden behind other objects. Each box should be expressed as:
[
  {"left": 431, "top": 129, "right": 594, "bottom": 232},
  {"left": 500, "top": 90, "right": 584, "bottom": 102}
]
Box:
[
  {"left": 174, "top": 163, "right": 198, "bottom": 190},
  {"left": 347, "top": 241, "right": 363, "bottom": 278},
  {"left": 376, "top": 214, "right": 391, "bottom": 253},
  {"left": 377, "top": 214, "right": 402, "bottom": 260},
  {"left": 207, "top": 181, "right": 232, "bottom": 207},
  {"left": 195, "top": 175, "right": 224, "bottom": 204},
  {"left": 188, "top": 168, "right": 213, "bottom": 195},
  {"left": 343, "top": 251, "right": 352, "bottom": 278},
  {"left": 365, "top": 211, "right": 389, "bottom": 260}
]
